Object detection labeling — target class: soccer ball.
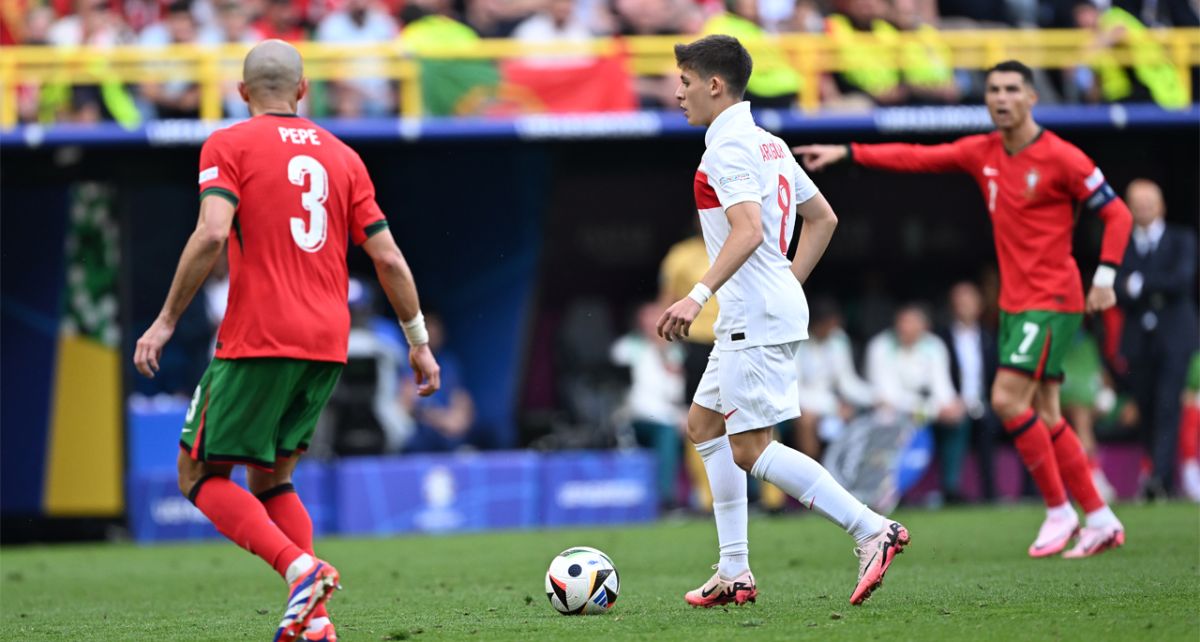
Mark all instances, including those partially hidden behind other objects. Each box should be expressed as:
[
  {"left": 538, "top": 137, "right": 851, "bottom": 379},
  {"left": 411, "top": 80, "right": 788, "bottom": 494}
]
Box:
[{"left": 544, "top": 546, "right": 620, "bottom": 615}]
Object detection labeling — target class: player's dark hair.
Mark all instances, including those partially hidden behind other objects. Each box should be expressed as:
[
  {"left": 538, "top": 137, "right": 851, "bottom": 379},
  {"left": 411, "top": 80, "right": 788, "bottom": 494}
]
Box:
[
  {"left": 674, "top": 35, "right": 753, "bottom": 99},
  {"left": 986, "top": 60, "right": 1034, "bottom": 87}
]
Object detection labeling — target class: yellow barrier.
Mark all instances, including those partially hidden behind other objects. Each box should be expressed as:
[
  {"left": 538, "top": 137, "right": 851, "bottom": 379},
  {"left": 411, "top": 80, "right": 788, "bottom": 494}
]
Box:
[{"left": 1, "top": 29, "right": 1197, "bottom": 127}]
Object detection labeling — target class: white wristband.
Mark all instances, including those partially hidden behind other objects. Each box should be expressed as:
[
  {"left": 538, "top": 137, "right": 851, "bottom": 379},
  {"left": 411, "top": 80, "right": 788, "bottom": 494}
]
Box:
[
  {"left": 401, "top": 312, "right": 429, "bottom": 346},
  {"left": 1092, "top": 265, "right": 1117, "bottom": 288},
  {"left": 687, "top": 283, "right": 713, "bottom": 307}
]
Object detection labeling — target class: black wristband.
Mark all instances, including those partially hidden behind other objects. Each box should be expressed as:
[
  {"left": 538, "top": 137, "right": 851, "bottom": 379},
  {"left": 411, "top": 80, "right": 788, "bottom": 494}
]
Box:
[{"left": 843, "top": 144, "right": 854, "bottom": 163}]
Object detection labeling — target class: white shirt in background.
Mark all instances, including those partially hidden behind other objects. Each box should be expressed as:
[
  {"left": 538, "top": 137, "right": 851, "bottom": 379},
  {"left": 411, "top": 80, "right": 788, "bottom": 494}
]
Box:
[
  {"left": 611, "top": 334, "right": 686, "bottom": 425},
  {"left": 866, "top": 330, "right": 957, "bottom": 421},
  {"left": 315, "top": 9, "right": 399, "bottom": 114},
  {"left": 796, "top": 328, "right": 874, "bottom": 416}
]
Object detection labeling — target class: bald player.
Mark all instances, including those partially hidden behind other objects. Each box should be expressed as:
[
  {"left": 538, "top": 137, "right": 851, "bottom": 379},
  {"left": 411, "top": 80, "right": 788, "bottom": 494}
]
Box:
[{"left": 134, "top": 40, "right": 441, "bottom": 642}]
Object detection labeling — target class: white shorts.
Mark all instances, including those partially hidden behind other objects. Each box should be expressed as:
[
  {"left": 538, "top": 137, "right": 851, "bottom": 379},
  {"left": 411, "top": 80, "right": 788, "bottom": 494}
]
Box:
[{"left": 693, "top": 341, "right": 802, "bottom": 434}]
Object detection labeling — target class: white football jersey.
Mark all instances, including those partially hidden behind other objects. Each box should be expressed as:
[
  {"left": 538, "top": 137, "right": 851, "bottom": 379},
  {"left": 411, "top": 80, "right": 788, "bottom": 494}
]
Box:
[{"left": 694, "top": 101, "right": 819, "bottom": 350}]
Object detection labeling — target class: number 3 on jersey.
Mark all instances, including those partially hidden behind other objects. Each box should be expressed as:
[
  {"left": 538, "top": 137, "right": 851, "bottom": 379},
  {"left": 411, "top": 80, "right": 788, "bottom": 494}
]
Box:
[{"left": 288, "top": 155, "right": 328, "bottom": 253}]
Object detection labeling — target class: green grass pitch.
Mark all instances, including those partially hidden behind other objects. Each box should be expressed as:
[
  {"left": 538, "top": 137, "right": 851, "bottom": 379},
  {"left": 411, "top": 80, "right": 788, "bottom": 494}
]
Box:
[{"left": 3, "top": 503, "right": 1197, "bottom": 641}]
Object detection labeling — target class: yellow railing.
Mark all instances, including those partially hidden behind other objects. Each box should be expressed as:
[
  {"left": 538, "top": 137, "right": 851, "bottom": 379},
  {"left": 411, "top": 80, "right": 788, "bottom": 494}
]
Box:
[{"left": 1, "top": 29, "right": 1198, "bottom": 127}]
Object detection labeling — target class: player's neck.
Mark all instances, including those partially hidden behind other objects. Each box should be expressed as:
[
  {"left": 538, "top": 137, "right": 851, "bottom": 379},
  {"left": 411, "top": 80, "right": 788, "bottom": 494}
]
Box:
[
  {"left": 1000, "top": 119, "right": 1040, "bottom": 155},
  {"left": 249, "top": 101, "right": 298, "bottom": 117},
  {"left": 703, "top": 98, "right": 742, "bottom": 127}
]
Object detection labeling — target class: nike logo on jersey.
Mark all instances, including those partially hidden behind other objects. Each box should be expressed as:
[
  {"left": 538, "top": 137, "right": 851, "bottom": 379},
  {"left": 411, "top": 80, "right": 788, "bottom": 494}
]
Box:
[
  {"left": 181, "top": 428, "right": 193, "bottom": 434},
  {"left": 724, "top": 409, "right": 739, "bottom": 420},
  {"left": 983, "top": 166, "right": 999, "bottom": 176},
  {"left": 1010, "top": 354, "right": 1034, "bottom": 364}
]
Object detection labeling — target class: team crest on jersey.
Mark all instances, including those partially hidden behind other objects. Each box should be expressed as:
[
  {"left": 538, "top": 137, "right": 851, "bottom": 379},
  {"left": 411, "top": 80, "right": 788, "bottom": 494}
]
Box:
[{"left": 1024, "top": 168, "right": 1040, "bottom": 199}]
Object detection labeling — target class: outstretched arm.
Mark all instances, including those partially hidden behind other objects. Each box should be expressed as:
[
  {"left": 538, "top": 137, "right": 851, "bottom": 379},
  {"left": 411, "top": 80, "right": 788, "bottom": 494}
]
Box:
[
  {"left": 657, "top": 201, "right": 762, "bottom": 342},
  {"left": 789, "top": 192, "right": 838, "bottom": 285},
  {"left": 363, "top": 229, "right": 441, "bottom": 396},
  {"left": 134, "top": 195, "right": 234, "bottom": 378},
  {"left": 793, "top": 141, "right": 968, "bottom": 174}
]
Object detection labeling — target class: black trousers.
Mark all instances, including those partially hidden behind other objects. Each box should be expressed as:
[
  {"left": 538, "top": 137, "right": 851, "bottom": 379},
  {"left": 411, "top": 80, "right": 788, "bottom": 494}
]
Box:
[{"left": 1129, "top": 337, "right": 1192, "bottom": 490}]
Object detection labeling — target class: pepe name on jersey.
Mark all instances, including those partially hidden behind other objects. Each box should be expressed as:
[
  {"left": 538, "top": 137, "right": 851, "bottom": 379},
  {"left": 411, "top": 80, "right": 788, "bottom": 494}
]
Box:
[{"left": 278, "top": 126, "right": 322, "bottom": 145}]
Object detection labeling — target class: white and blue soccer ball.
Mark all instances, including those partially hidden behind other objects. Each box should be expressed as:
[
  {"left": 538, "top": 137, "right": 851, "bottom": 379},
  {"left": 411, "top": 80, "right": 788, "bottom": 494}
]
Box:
[{"left": 545, "top": 546, "right": 620, "bottom": 615}]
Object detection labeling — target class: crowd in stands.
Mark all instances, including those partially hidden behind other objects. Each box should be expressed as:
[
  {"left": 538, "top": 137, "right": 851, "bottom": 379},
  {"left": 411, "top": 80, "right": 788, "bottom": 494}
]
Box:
[{"left": 6, "top": 0, "right": 1197, "bottom": 123}]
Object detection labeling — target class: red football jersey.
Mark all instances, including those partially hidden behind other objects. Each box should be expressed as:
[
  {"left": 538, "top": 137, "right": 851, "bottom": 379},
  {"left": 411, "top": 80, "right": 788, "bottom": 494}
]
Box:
[
  {"left": 198, "top": 113, "right": 388, "bottom": 363},
  {"left": 852, "top": 130, "right": 1131, "bottom": 314}
]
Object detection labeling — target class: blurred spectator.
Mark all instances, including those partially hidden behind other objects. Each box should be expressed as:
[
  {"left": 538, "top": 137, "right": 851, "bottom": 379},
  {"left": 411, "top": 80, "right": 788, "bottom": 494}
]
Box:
[
  {"left": 139, "top": 1, "right": 202, "bottom": 119},
  {"left": 200, "top": 1, "right": 264, "bottom": 44},
  {"left": 612, "top": 0, "right": 687, "bottom": 34},
  {"left": 1058, "top": 326, "right": 1119, "bottom": 502},
  {"left": 758, "top": 0, "right": 802, "bottom": 32},
  {"left": 792, "top": 297, "right": 875, "bottom": 459},
  {"left": 1114, "top": 0, "right": 1199, "bottom": 26},
  {"left": 824, "top": 0, "right": 908, "bottom": 108},
  {"left": 316, "top": 0, "right": 399, "bottom": 117},
  {"left": 658, "top": 226, "right": 720, "bottom": 510},
  {"left": 398, "top": 313, "right": 479, "bottom": 453},
  {"left": 935, "top": 281, "right": 1003, "bottom": 502},
  {"left": 867, "top": 303, "right": 966, "bottom": 499},
  {"left": 782, "top": 0, "right": 826, "bottom": 32},
  {"left": 703, "top": 0, "right": 803, "bottom": 108},
  {"left": 137, "top": 0, "right": 193, "bottom": 45},
  {"left": 889, "top": 0, "right": 960, "bottom": 104},
  {"left": 402, "top": 0, "right": 503, "bottom": 116},
  {"left": 611, "top": 302, "right": 687, "bottom": 509},
  {"left": 255, "top": 0, "right": 307, "bottom": 41},
  {"left": 42, "top": 0, "right": 140, "bottom": 125},
  {"left": 1071, "top": 1, "right": 1189, "bottom": 109},
  {"left": 48, "top": 0, "right": 131, "bottom": 46},
  {"left": 513, "top": 0, "right": 595, "bottom": 41},
  {"left": 198, "top": 1, "right": 262, "bottom": 118},
  {"left": 466, "top": 0, "right": 545, "bottom": 37},
  {"left": 1115, "top": 178, "right": 1199, "bottom": 499},
  {"left": 16, "top": 7, "right": 57, "bottom": 123}
]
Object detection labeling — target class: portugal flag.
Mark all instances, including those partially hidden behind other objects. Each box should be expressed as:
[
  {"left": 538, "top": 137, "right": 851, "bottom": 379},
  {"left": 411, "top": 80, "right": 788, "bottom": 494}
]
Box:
[{"left": 495, "top": 53, "right": 637, "bottom": 115}]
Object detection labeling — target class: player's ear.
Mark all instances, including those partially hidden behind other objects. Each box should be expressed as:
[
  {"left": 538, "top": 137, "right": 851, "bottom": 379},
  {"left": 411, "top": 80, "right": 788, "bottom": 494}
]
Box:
[
  {"left": 297, "top": 77, "right": 309, "bottom": 102},
  {"left": 709, "top": 75, "right": 722, "bottom": 98},
  {"left": 237, "top": 81, "right": 249, "bottom": 104}
]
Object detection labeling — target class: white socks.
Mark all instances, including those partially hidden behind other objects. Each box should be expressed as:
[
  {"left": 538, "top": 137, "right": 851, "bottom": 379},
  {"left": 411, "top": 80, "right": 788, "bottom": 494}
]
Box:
[
  {"left": 1047, "top": 503, "right": 1075, "bottom": 521},
  {"left": 750, "top": 441, "right": 885, "bottom": 544},
  {"left": 1085, "top": 505, "right": 1120, "bottom": 528},
  {"left": 284, "top": 553, "right": 315, "bottom": 584},
  {"left": 695, "top": 436, "right": 749, "bottom": 579}
]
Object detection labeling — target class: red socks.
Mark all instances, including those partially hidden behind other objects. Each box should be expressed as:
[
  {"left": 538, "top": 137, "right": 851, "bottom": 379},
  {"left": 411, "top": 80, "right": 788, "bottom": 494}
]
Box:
[
  {"left": 190, "top": 476, "right": 305, "bottom": 578},
  {"left": 1049, "top": 419, "right": 1105, "bottom": 513},
  {"left": 1180, "top": 404, "right": 1200, "bottom": 462},
  {"left": 260, "top": 484, "right": 327, "bottom": 619},
  {"left": 1004, "top": 409, "right": 1067, "bottom": 507}
]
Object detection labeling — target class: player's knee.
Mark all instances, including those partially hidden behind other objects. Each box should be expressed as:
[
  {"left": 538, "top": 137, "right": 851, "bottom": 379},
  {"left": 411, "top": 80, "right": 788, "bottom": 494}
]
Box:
[
  {"left": 730, "top": 446, "right": 759, "bottom": 472},
  {"left": 728, "top": 434, "right": 769, "bottom": 472},
  {"left": 991, "top": 389, "right": 1022, "bottom": 422}
]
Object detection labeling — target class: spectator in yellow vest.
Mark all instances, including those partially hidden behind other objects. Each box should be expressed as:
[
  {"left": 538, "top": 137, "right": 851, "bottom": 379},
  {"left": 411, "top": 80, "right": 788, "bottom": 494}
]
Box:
[
  {"left": 890, "top": 0, "right": 961, "bottom": 104},
  {"left": 1072, "top": 1, "right": 1190, "bottom": 109},
  {"left": 703, "top": 0, "right": 804, "bottom": 109},
  {"left": 824, "top": 0, "right": 908, "bottom": 107}
]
